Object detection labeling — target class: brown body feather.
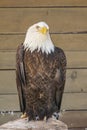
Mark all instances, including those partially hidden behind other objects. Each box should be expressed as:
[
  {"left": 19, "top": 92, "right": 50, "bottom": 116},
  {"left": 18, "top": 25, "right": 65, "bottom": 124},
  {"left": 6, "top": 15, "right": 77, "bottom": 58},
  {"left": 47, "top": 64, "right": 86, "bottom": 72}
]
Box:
[{"left": 16, "top": 43, "right": 66, "bottom": 120}]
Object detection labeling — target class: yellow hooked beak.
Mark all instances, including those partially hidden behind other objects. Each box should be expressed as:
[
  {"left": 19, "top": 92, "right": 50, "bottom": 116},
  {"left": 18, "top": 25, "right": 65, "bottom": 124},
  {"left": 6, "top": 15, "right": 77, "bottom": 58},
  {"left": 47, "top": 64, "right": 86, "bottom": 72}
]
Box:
[{"left": 39, "top": 27, "right": 48, "bottom": 34}]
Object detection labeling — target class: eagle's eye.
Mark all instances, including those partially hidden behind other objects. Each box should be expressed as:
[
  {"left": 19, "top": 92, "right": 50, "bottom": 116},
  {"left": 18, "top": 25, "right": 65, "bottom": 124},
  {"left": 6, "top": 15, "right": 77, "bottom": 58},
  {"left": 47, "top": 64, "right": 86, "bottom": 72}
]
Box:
[{"left": 36, "top": 25, "right": 40, "bottom": 30}]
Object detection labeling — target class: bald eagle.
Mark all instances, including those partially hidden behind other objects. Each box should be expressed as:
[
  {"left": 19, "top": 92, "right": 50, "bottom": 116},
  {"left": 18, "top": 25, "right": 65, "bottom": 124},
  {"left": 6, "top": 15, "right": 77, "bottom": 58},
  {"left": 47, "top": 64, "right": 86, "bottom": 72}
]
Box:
[{"left": 16, "top": 21, "right": 66, "bottom": 120}]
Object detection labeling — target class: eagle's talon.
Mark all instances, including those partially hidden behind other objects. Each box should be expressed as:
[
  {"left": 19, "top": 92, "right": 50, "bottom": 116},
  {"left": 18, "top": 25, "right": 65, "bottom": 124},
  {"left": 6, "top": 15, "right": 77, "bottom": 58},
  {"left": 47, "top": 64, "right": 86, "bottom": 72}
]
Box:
[
  {"left": 44, "top": 116, "right": 48, "bottom": 122},
  {"left": 53, "top": 112, "right": 59, "bottom": 120},
  {"left": 21, "top": 112, "right": 27, "bottom": 119},
  {"left": 35, "top": 115, "right": 39, "bottom": 120}
]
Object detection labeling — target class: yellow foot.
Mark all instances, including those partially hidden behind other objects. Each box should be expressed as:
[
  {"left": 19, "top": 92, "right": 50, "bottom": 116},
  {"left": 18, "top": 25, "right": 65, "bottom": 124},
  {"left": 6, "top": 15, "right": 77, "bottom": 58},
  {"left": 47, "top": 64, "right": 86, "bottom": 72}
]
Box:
[
  {"left": 44, "top": 116, "right": 47, "bottom": 121},
  {"left": 21, "top": 112, "right": 27, "bottom": 119}
]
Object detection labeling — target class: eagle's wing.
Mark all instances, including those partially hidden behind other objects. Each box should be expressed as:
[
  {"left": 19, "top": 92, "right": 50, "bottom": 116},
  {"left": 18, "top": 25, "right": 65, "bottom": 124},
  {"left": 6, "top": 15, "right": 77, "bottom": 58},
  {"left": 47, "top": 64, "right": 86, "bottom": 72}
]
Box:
[
  {"left": 55, "top": 48, "right": 67, "bottom": 111},
  {"left": 16, "top": 43, "right": 26, "bottom": 113}
]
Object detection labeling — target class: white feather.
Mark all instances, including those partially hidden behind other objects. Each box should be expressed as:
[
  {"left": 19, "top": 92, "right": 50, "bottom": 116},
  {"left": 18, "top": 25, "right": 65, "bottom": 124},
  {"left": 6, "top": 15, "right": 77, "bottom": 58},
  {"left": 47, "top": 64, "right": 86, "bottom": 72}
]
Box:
[{"left": 23, "top": 22, "right": 54, "bottom": 54}]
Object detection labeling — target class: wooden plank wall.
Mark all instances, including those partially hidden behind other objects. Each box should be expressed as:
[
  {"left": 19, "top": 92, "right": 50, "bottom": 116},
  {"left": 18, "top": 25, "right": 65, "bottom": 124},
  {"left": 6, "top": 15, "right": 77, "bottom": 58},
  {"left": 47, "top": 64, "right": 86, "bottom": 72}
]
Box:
[{"left": 0, "top": 0, "right": 87, "bottom": 113}]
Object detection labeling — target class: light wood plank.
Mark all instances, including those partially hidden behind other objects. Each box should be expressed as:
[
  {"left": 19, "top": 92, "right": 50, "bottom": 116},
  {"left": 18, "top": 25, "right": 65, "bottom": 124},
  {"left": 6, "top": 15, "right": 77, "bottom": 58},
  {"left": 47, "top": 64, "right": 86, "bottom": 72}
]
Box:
[
  {"left": 0, "top": 34, "right": 87, "bottom": 51},
  {"left": 65, "top": 69, "right": 87, "bottom": 92},
  {"left": 61, "top": 93, "right": 87, "bottom": 110},
  {"left": 0, "top": 71, "right": 17, "bottom": 93},
  {"left": 0, "top": 0, "right": 87, "bottom": 7},
  {"left": 59, "top": 111, "right": 87, "bottom": 128},
  {"left": 0, "top": 51, "right": 15, "bottom": 69},
  {"left": 0, "top": 95, "right": 20, "bottom": 111},
  {"left": 0, "top": 69, "right": 87, "bottom": 94},
  {"left": 0, "top": 35, "right": 24, "bottom": 50},
  {"left": 52, "top": 34, "right": 87, "bottom": 51},
  {"left": 0, "top": 51, "right": 87, "bottom": 69},
  {"left": 66, "top": 51, "right": 87, "bottom": 68},
  {"left": 0, "top": 8, "right": 87, "bottom": 33}
]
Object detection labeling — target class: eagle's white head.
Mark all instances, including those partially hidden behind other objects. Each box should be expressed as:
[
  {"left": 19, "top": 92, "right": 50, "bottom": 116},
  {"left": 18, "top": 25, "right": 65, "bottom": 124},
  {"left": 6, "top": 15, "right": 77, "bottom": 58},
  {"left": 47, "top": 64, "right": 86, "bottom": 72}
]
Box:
[{"left": 23, "top": 21, "right": 54, "bottom": 54}]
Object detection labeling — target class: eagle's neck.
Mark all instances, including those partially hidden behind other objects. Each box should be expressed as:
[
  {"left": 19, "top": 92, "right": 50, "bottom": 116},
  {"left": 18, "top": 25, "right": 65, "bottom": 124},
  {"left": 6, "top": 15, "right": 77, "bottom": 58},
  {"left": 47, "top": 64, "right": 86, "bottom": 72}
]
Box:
[{"left": 23, "top": 31, "right": 54, "bottom": 54}]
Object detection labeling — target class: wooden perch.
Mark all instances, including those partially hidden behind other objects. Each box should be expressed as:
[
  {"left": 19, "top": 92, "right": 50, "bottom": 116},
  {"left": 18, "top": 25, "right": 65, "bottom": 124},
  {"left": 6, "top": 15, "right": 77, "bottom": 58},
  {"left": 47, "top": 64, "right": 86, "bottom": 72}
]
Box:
[{"left": 0, "top": 118, "right": 68, "bottom": 130}]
